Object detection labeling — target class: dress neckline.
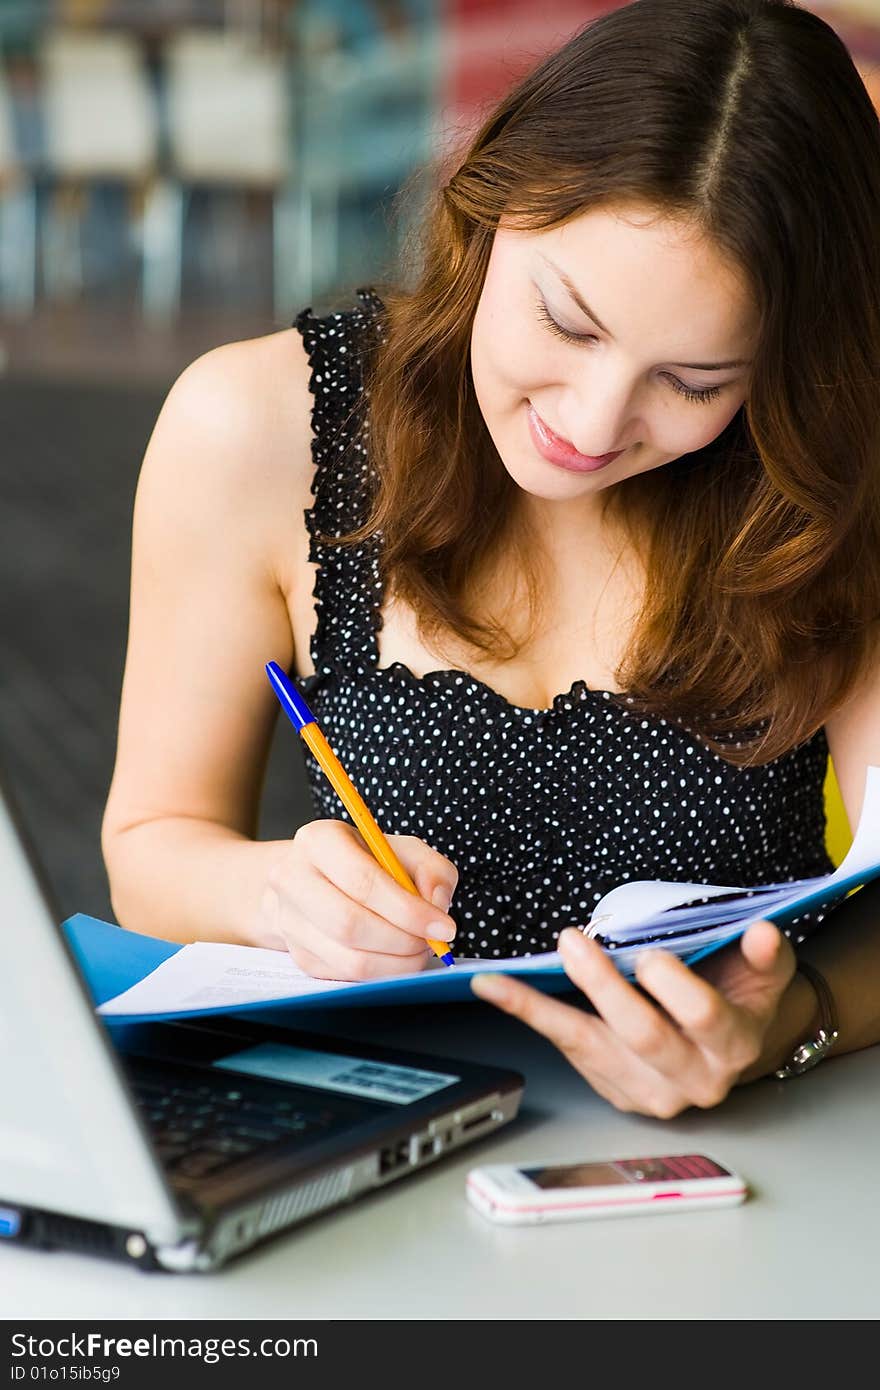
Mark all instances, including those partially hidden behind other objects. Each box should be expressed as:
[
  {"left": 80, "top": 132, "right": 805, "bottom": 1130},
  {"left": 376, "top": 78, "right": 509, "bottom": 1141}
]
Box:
[{"left": 365, "top": 582, "right": 634, "bottom": 721}]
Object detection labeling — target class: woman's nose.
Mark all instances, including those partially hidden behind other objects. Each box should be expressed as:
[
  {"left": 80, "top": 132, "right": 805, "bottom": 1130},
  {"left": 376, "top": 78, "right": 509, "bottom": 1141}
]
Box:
[{"left": 563, "top": 374, "right": 636, "bottom": 458}]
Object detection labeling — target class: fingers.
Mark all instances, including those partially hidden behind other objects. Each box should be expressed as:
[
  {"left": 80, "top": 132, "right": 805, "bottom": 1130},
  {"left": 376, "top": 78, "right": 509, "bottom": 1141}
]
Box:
[
  {"left": 273, "top": 822, "right": 459, "bottom": 981},
  {"left": 556, "top": 930, "right": 698, "bottom": 1076},
  {"left": 740, "top": 919, "right": 795, "bottom": 988},
  {"left": 632, "top": 944, "right": 773, "bottom": 1083},
  {"left": 294, "top": 864, "right": 431, "bottom": 958},
  {"left": 304, "top": 823, "right": 456, "bottom": 944},
  {"left": 470, "top": 970, "right": 685, "bottom": 1116},
  {"left": 570, "top": 931, "right": 765, "bottom": 1103},
  {"left": 471, "top": 969, "right": 599, "bottom": 1057},
  {"left": 696, "top": 919, "right": 797, "bottom": 1021},
  {"left": 472, "top": 929, "right": 769, "bottom": 1117},
  {"left": 392, "top": 834, "right": 459, "bottom": 913},
  {"left": 285, "top": 930, "right": 431, "bottom": 983},
  {"left": 631, "top": 948, "right": 752, "bottom": 1074}
]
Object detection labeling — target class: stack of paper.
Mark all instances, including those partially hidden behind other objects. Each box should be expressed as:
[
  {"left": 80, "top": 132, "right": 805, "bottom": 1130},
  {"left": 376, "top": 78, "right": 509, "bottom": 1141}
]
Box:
[
  {"left": 71, "top": 767, "right": 879, "bottom": 1021},
  {"left": 583, "top": 764, "right": 880, "bottom": 972}
]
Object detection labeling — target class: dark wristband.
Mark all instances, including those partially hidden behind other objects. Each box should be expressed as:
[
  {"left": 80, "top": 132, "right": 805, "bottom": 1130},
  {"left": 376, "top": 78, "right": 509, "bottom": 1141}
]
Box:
[{"left": 774, "top": 959, "right": 840, "bottom": 1080}]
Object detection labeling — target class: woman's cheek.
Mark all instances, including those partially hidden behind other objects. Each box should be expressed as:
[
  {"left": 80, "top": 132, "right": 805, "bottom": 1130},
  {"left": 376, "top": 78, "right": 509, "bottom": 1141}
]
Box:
[{"left": 655, "top": 396, "right": 745, "bottom": 459}]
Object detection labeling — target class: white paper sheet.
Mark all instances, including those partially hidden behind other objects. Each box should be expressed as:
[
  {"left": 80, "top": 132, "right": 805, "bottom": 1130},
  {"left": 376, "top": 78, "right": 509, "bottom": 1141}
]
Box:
[{"left": 97, "top": 940, "right": 564, "bottom": 1017}]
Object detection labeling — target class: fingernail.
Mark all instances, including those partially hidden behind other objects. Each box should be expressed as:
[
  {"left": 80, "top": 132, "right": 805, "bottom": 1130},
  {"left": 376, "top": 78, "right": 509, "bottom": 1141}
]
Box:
[
  {"left": 636, "top": 950, "right": 662, "bottom": 974},
  {"left": 471, "top": 973, "right": 507, "bottom": 1002},
  {"left": 429, "top": 921, "right": 456, "bottom": 943},
  {"left": 559, "top": 926, "right": 587, "bottom": 950},
  {"left": 432, "top": 885, "right": 452, "bottom": 912}
]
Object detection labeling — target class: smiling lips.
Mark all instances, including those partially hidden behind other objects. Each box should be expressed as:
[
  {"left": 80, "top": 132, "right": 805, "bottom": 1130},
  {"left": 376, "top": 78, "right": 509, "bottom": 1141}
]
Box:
[{"left": 527, "top": 403, "right": 624, "bottom": 473}]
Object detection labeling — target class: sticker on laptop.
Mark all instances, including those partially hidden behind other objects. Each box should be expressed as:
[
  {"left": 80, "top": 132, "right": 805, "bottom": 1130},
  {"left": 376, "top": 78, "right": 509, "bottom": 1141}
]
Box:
[{"left": 213, "top": 1043, "right": 459, "bottom": 1105}]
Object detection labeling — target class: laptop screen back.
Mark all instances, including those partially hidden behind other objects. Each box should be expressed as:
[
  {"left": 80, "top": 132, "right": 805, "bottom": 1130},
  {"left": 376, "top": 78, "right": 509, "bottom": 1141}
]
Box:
[{"left": 0, "top": 776, "right": 184, "bottom": 1244}]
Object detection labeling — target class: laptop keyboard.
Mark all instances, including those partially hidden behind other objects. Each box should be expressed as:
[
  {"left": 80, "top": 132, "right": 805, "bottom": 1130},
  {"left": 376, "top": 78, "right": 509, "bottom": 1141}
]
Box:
[{"left": 130, "top": 1070, "right": 338, "bottom": 1182}]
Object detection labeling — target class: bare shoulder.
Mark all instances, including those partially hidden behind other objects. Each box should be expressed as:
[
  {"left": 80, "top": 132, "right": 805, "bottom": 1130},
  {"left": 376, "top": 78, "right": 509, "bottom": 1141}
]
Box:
[
  {"left": 136, "top": 326, "right": 314, "bottom": 580},
  {"left": 182, "top": 322, "right": 309, "bottom": 416}
]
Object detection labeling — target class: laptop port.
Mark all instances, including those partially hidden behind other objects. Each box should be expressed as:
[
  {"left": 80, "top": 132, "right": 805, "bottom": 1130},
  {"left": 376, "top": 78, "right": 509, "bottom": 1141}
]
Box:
[
  {"left": 378, "top": 1140, "right": 411, "bottom": 1178},
  {"left": 461, "top": 1110, "right": 495, "bottom": 1133}
]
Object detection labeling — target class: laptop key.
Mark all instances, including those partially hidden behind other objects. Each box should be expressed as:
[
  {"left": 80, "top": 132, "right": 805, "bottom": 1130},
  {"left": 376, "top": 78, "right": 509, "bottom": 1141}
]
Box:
[
  {"left": 238, "top": 1104, "right": 291, "bottom": 1126},
  {"left": 175, "top": 1151, "right": 229, "bottom": 1179},
  {"left": 203, "top": 1138, "right": 256, "bottom": 1158},
  {"left": 155, "top": 1127, "right": 194, "bottom": 1146},
  {"left": 211, "top": 1104, "right": 251, "bottom": 1123},
  {"left": 154, "top": 1144, "right": 189, "bottom": 1165},
  {"left": 134, "top": 1071, "right": 339, "bottom": 1180},
  {"left": 231, "top": 1124, "right": 280, "bottom": 1144},
  {"left": 272, "top": 1115, "right": 315, "bottom": 1134}
]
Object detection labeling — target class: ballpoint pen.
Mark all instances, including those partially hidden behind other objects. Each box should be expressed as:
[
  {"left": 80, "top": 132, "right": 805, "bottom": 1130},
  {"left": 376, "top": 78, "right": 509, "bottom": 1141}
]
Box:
[{"left": 265, "top": 661, "right": 455, "bottom": 967}]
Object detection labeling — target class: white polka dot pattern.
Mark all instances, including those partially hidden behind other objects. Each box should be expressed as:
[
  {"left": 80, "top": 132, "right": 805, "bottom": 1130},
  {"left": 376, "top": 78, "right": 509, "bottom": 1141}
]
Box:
[{"left": 291, "top": 289, "right": 835, "bottom": 958}]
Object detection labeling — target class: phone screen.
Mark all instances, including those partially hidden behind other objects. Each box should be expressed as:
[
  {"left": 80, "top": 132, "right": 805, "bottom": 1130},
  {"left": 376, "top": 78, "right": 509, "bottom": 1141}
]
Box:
[{"left": 521, "top": 1155, "right": 731, "bottom": 1189}]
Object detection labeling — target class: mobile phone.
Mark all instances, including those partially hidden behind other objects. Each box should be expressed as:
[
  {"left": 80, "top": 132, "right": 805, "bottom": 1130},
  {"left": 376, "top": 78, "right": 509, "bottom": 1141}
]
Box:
[{"left": 466, "top": 1154, "right": 747, "bottom": 1224}]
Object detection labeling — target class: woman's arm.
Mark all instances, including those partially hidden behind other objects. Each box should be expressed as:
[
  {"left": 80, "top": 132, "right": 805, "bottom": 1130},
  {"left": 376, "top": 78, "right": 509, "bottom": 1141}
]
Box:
[
  {"left": 101, "top": 328, "right": 313, "bottom": 946},
  {"left": 736, "top": 879, "right": 880, "bottom": 1083},
  {"left": 101, "top": 327, "right": 459, "bottom": 968}
]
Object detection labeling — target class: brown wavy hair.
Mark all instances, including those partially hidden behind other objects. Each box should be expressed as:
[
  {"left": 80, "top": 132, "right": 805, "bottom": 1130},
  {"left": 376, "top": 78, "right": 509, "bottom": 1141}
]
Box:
[{"left": 322, "top": 0, "right": 880, "bottom": 766}]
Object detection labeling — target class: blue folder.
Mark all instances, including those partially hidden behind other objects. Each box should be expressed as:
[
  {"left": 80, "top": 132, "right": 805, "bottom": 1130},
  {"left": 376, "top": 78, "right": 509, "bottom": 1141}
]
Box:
[{"left": 62, "top": 914, "right": 573, "bottom": 1023}]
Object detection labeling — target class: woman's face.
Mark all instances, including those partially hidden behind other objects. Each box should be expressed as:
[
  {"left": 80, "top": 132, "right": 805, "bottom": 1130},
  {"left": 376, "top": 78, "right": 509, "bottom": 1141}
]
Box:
[{"left": 470, "top": 202, "right": 760, "bottom": 517}]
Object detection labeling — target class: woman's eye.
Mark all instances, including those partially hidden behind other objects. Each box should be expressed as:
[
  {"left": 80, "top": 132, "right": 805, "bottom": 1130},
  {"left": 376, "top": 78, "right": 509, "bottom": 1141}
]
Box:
[
  {"left": 535, "top": 296, "right": 593, "bottom": 344},
  {"left": 534, "top": 294, "right": 723, "bottom": 406},
  {"left": 666, "top": 377, "right": 722, "bottom": 405}
]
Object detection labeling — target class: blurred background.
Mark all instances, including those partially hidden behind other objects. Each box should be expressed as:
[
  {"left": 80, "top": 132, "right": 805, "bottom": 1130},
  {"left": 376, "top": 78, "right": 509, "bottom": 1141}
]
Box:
[{"left": 0, "top": 0, "right": 877, "bottom": 923}]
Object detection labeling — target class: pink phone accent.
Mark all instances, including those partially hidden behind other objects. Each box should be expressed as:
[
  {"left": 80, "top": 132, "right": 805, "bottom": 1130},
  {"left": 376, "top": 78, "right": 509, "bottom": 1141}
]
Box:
[{"left": 466, "top": 1177, "right": 747, "bottom": 1215}]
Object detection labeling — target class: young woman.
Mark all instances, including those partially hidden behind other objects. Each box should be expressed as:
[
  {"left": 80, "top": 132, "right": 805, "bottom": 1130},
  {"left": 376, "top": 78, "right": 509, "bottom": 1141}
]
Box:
[{"left": 102, "top": 0, "right": 880, "bottom": 1117}]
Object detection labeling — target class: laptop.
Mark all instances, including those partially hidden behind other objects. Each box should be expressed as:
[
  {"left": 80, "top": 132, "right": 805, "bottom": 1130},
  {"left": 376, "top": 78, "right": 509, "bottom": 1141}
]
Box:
[{"left": 0, "top": 772, "right": 524, "bottom": 1272}]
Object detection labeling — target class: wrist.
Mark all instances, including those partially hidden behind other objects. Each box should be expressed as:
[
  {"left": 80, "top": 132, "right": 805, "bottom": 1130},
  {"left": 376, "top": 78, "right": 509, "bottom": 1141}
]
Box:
[
  {"left": 177, "top": 832, "right": 290, "bottom": 948},
  {"left": 773, "top": 960, "right": 840, "bottom": 1079},
  {"left": 738, "top": 967, "right": 821, "bottom": 1085},
  {"left": 251, "top": 863, "right": 289, "bottom": 951}
]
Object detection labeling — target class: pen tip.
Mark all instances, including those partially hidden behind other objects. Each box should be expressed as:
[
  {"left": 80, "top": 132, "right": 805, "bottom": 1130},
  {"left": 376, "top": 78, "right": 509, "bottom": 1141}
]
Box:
[{"left": 441, "top": 952, "right": 455, "bottom": 967}]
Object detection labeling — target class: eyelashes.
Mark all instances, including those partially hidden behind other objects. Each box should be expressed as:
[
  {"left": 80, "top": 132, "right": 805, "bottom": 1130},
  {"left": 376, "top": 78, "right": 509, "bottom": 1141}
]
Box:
[{"left": 534, "top": 296, "right": 723, "bottom": 406}]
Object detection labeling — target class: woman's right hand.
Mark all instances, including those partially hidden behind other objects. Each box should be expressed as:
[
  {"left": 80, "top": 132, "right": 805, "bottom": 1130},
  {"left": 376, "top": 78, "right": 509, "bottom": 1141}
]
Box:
[{"left": 257, "top": 820, "right": 459, "bottom": 981}]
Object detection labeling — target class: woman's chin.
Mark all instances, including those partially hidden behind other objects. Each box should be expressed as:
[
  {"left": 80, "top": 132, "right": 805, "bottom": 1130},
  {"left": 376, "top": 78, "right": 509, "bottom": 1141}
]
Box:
[{"left": 501, "top": 451, "right": 609, "bottom": 501}]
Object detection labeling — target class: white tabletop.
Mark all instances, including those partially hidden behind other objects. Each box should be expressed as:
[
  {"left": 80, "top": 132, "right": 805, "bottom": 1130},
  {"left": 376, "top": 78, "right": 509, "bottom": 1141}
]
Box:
[{"left": 3, "top": 999, "right": 878, "bottom": 1320}]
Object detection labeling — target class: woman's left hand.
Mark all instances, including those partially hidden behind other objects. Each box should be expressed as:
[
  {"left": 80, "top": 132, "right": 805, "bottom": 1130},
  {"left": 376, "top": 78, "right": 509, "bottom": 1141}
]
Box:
[{"left": 470, "top": 919, "right": 796, "bottom": 1118}]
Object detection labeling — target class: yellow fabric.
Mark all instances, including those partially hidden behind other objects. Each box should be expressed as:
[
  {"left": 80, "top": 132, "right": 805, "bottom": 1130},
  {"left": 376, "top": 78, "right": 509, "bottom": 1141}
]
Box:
[{"left": 824, "top": 758, "right": 853, "bottom": 868}]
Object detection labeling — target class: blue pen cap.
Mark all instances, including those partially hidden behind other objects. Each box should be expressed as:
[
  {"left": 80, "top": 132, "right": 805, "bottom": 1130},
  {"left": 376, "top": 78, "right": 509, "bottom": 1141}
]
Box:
[{"left": 265, "top": 661, "right": 316, "bottom": 730}]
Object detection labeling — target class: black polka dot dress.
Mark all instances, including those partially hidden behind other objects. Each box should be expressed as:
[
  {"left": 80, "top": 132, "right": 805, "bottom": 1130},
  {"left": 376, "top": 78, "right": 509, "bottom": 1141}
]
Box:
[{"left": 292, "top": 289, "right": 835, "bottom": 958}]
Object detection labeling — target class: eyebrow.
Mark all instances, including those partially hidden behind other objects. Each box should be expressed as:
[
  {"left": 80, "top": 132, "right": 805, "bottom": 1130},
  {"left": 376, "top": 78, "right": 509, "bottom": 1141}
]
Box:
[{"left": 537, "top": 253, "right": 752, "bottom": 372}]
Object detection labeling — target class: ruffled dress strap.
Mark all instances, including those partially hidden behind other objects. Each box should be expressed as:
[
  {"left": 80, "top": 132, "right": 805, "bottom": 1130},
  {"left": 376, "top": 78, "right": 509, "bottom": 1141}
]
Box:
[{"left": 293, "top": 287, "right": 387, "bottom": 678}]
